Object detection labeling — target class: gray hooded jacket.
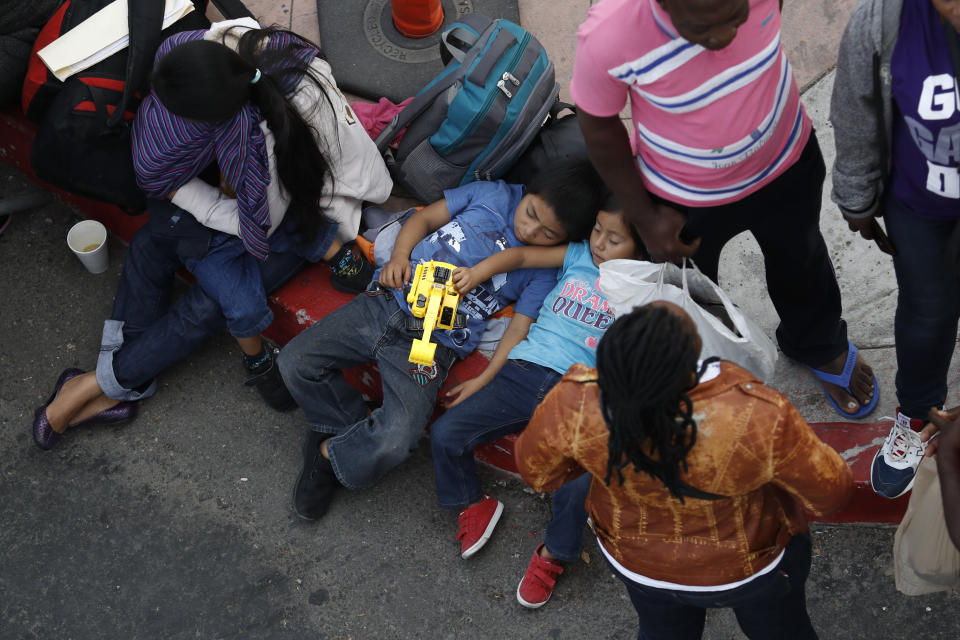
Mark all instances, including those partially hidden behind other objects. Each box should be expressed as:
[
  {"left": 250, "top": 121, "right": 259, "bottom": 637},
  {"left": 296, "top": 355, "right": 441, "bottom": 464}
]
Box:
[{"left": 830, "top": 0, "right": 904, "bottom": 219}]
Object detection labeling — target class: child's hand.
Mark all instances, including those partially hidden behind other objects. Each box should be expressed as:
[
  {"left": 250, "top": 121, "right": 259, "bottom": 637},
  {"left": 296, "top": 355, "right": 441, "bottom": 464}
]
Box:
[
  {"left": 380, "top": 258, "right": 411, "bottom": 289},
  {"left": 452, "top": 266, "right": 479, "bottom": 294},
  {"left": 443, "top": 377, "right": 489, "bottom": 409}
]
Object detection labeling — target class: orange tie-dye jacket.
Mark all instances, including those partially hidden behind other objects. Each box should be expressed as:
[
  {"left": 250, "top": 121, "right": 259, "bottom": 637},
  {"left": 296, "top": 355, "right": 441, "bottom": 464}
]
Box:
[{"left": 515, "top": 362, "right": 854, "bottom": 586}]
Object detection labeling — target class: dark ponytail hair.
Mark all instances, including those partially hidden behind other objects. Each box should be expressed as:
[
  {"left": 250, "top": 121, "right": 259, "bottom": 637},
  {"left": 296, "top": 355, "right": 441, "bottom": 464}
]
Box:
[
  {"left": 596, "top": 304, "right": 718, "bottom": 502},
  {"left": 151, "top": 27, "right": 335, "bottom": 242}
]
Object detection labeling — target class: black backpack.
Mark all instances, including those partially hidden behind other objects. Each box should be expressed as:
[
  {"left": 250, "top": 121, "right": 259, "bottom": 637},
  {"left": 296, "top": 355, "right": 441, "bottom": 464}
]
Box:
[
  {"left": 26, "top": 0, "right": 251, "bottom": 213},
  {"left": 502, "top": 102, "right": 588, "bottom": 185}
]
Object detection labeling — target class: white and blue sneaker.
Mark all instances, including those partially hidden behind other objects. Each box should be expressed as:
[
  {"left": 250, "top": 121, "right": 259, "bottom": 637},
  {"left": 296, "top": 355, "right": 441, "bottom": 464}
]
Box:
[{"left": 871, "top": 410, "right": 925, "bottom": 499}]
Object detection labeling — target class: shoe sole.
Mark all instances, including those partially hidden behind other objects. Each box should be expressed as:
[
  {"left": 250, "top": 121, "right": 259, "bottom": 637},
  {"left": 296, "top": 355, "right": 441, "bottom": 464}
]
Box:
[
  {"left": 329, "top": 277, "right": 365, "bottom": 295},
  {"left": 516, "top": 582, "right": 550, "bottom": 609},
  {"left": 870, "top": 447, "right": 917, "bottom": 499},
  {"left": 461, "top": 501, "right": 504, "bottom": 559}
]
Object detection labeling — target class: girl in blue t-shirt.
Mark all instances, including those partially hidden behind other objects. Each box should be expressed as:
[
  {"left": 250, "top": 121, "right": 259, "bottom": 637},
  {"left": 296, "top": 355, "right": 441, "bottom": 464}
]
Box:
[{"left": 429, "top": 198, "right": 644, "bottom": 609}]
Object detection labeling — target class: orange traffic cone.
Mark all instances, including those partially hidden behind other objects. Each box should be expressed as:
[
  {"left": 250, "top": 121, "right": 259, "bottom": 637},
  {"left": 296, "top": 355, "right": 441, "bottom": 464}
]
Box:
[{"left": 392, "top": 0, "right": 444, "bottom": 38}]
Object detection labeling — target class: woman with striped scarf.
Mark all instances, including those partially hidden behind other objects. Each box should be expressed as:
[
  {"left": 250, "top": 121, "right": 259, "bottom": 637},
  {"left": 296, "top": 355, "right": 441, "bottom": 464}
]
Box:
[{"left": 31, "top": 18, "right": 392, "bottom": 450}]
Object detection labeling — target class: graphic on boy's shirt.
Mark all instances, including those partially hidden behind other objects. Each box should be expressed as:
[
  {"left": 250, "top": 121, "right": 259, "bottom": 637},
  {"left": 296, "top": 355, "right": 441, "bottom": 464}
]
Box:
[
  {"left": 425, "top": 220, "right": 510, "bottom": 263},
  {"left": 551, "top": 277, "right": 615, "bottom": 338},
  {"left": 429, "top": 219, "right": 468, "bottom": 253},
  {"left": 457, "top": 273, "right": 507, "bottom": 321},
  {"left": 418, "top": 220, "right": 511, "bottom": 326}
]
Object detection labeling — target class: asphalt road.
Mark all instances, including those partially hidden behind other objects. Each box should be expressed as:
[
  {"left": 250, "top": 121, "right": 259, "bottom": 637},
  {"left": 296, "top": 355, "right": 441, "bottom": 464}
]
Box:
[{"left": 1, "top": 165, "right": 958, "bottom": 639}]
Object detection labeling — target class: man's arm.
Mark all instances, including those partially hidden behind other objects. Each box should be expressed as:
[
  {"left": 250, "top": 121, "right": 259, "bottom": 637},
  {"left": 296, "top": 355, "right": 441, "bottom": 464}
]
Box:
[
  {"left": 379, "top": 200, "right": 452, "bottom": 289},
  {"left": 577, "top": 111, "right": 699, "bottom": 263}
]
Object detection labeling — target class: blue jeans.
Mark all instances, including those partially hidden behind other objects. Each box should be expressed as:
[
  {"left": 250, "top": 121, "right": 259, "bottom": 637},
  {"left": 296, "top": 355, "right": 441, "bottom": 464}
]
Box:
[
  {"left": 183, "top": 233, "right": 273, "bottom": 339},
  {"left": 97, "top": 199, "right": 315, "bottom": 401},
  {"left": 610, "top": 533, "right": 816, "bottom": 640},
  {"left": 884, "top": 196, "right": 960, "bottom": 418},
  {"left": 429, "top": 359, "right": 589, "bottom": 561},
  {"left": 277, "top": 285, "right": 457, "bottom": 489},
  {"left": 543, "top": 474, "right": 591, "bottom": 562}
]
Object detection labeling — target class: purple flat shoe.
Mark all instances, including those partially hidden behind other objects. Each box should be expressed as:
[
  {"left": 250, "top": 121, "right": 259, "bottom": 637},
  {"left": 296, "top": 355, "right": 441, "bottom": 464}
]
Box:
[
  {"left": 32, "top": 368, "right": 83, "bottom": 451},
  {"left": 33, "top": 406, "right": 62, "bottom": 451}
]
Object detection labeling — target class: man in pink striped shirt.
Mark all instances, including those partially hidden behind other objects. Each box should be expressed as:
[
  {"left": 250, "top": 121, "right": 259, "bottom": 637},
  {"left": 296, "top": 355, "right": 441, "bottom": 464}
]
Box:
[{"left": 572, "top": 0, "right": 877, "bottom": 418}]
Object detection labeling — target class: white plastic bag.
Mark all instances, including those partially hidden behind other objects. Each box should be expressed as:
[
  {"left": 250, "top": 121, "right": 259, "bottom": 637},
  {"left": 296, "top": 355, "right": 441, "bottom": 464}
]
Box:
[{"left": 598, "top": 258, "right": 778, "bottom": 381}]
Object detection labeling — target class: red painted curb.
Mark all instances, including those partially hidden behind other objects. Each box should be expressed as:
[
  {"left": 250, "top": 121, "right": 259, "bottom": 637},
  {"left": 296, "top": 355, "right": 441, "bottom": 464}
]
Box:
[
  {"left": 810, "top": 421, "right": 908, "bottom": 524},
  {"left": 2, "top": 107, "right": 904, "bottom": 524},
  {"left": 466, "top": 423, "right": 907, "bottom": 525}
]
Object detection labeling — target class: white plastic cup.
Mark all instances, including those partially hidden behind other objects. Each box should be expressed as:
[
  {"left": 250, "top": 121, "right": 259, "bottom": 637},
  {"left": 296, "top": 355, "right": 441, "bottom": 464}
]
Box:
[{"left": 66, "top": 220, "right": 109, "bottom": 274}]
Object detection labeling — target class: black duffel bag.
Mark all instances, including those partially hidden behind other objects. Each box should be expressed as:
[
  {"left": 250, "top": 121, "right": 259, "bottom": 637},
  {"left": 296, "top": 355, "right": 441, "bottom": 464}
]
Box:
[
  {"left": 26, "top": 0, "right": 252, "bottom": 213},
  {"left": 503, "top": 101, "right": 589, "bottom": 186}
]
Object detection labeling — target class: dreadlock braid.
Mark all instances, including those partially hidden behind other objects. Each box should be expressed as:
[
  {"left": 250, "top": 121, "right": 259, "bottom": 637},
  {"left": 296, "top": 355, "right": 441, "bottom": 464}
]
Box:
[{"left": 596, "top": 305, "right": 701, "bottom": 501}]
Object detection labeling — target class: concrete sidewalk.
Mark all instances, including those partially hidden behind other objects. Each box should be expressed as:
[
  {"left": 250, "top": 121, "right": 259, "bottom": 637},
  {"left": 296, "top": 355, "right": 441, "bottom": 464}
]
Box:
[{"left": 3, "top": 1, "right": 960, "bottom": 638}]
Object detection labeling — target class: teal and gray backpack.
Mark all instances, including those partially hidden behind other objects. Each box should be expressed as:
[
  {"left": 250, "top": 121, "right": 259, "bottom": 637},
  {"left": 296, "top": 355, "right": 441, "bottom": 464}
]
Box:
[{"left": 374, "top": 14, "right": 559, "bottom": 203}]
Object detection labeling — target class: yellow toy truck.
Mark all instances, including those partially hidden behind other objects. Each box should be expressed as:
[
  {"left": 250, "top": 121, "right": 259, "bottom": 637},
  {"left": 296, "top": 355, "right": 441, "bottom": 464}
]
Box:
[{"left": 406, "top": 260, "right": 461, "bottom": 366}]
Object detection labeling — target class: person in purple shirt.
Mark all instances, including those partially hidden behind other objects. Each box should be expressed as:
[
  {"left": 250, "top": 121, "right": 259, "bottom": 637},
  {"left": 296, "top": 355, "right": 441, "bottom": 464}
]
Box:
[{"left": 832, "top": 0, "right": 960, "bottom": 499}]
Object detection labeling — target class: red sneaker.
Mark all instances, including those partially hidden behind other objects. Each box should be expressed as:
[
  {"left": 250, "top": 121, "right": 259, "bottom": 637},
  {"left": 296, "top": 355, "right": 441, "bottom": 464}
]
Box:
[
  {"left": 456, "top": 495, "right": 504, "bottom": 559},
  {"left": 516, "top": 543, "right": 564, "bottom": 608}
]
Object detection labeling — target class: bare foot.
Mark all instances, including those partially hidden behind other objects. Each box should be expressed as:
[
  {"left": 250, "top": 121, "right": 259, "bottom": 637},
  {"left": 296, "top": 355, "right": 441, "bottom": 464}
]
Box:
[
  {"left": 68, "top": 393, "right": 120, "bottom": 427},
  {"left": 815, "top": 349, "right": 875, "bottom": 415},
  {"left": 45, "top": 372, "right": 105, "bottom": 433}
]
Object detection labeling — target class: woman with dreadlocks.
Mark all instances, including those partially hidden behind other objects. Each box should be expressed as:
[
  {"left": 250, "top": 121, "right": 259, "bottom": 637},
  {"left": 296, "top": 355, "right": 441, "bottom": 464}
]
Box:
[{"left": 515, "top": 302, "right": 854, "bottom": 640}]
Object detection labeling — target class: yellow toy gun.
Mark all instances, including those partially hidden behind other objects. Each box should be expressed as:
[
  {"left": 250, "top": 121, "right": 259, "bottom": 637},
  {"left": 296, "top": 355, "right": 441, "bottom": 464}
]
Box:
[{"left": 406, "top": 260, "right": 461, "bottom": 366}]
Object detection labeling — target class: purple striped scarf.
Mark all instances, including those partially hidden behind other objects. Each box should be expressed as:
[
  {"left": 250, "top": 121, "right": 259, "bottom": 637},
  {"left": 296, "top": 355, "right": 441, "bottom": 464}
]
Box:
[{"left": 132, "top": 28, "right": 318, "bottom": 260}]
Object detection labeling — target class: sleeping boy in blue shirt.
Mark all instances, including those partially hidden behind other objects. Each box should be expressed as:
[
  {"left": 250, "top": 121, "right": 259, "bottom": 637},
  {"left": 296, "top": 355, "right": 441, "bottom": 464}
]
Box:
[{"left": 278, "top": 159, "right": 606, "bottom": 520}]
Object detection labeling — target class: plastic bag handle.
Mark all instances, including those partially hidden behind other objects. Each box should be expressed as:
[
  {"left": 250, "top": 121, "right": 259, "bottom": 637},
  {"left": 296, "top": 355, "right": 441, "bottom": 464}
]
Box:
[
  {"left": 655, "top": 262, "right": 667, "bottom": 289},
  {"left": 687, "top": 258, "right": 744, "bottom": 323},
  {"left": 681, "top": 257, "right": 690, "bottom": 296}
]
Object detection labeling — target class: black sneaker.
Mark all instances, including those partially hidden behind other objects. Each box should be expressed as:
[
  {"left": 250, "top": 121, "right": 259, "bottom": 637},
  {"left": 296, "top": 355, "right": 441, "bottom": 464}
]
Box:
[
  {"left": 293, "top": 430, "right": 340, "bottom": 520},
  {"left": 243, "top": 346, "right": 298, "bottom": 411},
  {"left": 329, "top": 242, "right": 375, "bottom": 294}
]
